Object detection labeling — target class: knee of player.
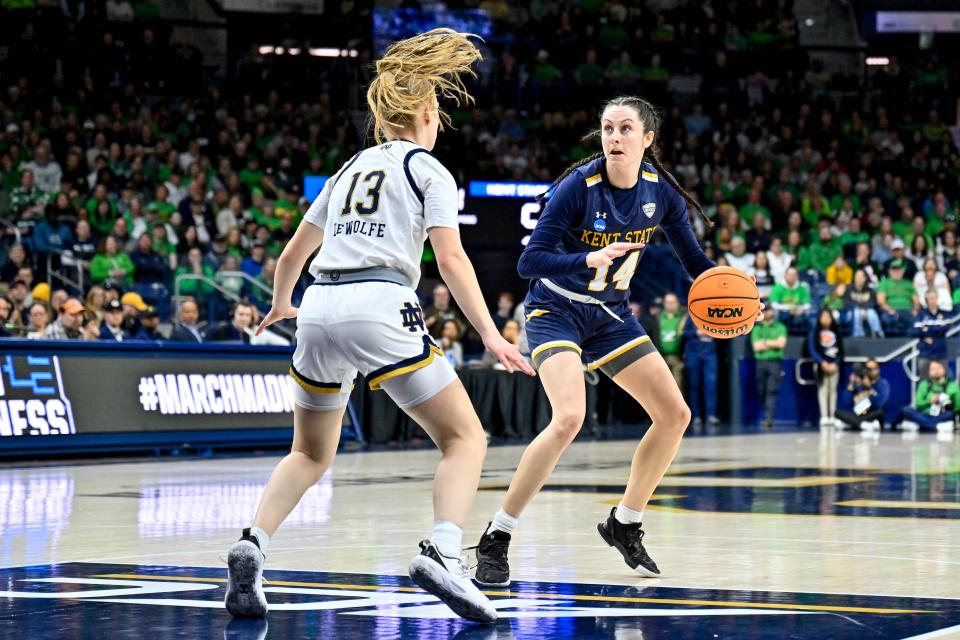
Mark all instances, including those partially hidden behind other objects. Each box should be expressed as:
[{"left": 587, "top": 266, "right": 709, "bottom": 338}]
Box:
[
  {"left": 467, "top": 426, "right": 488, "bottom": 457},
  {"left": 445, "top": 422, "right": 488, "bottom": 457},
  {"left": 652, "top": 401, "right": 691, "bottom": 433},
  {"left": 551, "top": 409, "right": 586, "bottom": 442},
  {"left": 294, "top": 446, "right": 335, "bottom": 478}
]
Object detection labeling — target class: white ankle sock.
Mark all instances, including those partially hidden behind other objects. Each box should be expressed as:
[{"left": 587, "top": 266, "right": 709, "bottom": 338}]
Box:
[
  {"left": 489, "top": 508, "right": 518, "bottom": 535},
  {"left": 248, "top": 526, "right": 270, "bottom": 556},
  {"left": 614, "top": 502, "right": 644, "bottom": 525},
  {"left": 431, "top": 520, "right": 463, "bottom": 558}
]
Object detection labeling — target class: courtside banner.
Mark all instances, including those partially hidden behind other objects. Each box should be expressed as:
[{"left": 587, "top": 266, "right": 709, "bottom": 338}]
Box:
[{"left": 0, "top": 341, "right": 296, "bottom": 437}]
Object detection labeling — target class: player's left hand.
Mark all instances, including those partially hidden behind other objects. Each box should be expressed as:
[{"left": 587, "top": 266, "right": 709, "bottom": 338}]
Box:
[
  {"left": 749, "top": 273, "right": 766, "bottom": 322},
  {"left": 484, "top": 334, "right": 536, "bottom": 376},
  {"left": 257, "top": 306, "right": 298, "bottom": 335}
]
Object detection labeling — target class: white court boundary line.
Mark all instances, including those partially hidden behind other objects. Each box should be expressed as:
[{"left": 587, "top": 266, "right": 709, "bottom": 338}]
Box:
[
  {"left": 5, "top": 555, "right": 960, "bottom": 603},
  {"left": 901, "top": 624, "right": 960, "bottom": 639}
]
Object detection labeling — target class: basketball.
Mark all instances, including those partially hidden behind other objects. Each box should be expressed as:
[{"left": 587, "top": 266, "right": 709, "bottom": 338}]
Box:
[{"left": 687, "top": 266, "right": 761, "bottom": 339}]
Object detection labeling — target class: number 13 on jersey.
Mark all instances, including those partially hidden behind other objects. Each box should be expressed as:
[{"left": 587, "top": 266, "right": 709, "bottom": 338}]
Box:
[{"left": 588, "top": 250, "right": 641, "bottom": 292}]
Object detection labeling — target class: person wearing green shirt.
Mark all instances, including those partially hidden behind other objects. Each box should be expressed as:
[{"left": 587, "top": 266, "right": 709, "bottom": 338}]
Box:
[
  {"left": 877, "top": 259, "right": 920, "bottom": 333},
  {"left": 574, "top": 50, "right": 605, "bottom": 89},
  {"left": 801, "top": 188, "right": 831, "bottom": 225},
  {"left": 90, "top": 235, "right": 135, "bottom": 286},
  {"left": 751, "top": 308, "right": 788, "bottom": 429},
  {"left": 606, "top": 51, "right": 641, "bottom": 90},
  {"left": 770, "top": 267, "right": 811, "bottom": 332},
  {"left": 892, "top": 209, "right": 914, "bottom": 240},
  {"left": 9, "top": 169, "right": 46, "bottom": 216},
  {"left": 901, "top": 359, "right": 960, "bottom": 431},
  {"left": 829, "top": 178, "right": 861, "bottom": 214},
  {"left": 147, "top": 184, "right": 177, "bottom": 221},
  {"left": 238, "top": 157, "right": 265, "bottom": 190},
  {"left": 740, "top": 189, "right": 771, "bottom": 221},
  {"left": 797, "top": 221, "right": 840, "bottom": 274},
  {"left": 838, "top": 217, "right": 870, "bottom": 251},
  {"left": 174, "top": 247, "right": 217, "bottom": 301},
  {"left": 877, "top": 260, "right": 919, "bottom": 313},
  {"left": 658, "top": 294, "right": 685, "bottom": 388},
  {"left": 532, "top": 51, "right": 562, "bottom": 92}
]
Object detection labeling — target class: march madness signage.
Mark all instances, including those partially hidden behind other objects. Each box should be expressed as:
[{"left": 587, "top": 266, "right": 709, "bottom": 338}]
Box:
[
  {"left": 0, "top": 346, "right": 297, "bottom": 439},
  {"left": 0, "top": 355, "right": 77, "bottom": 436}
]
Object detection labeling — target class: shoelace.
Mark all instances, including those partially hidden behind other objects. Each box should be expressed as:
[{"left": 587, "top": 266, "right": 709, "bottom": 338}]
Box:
[
  {"left": 479, "top": 536, "right": 510, "bottom": 573},
  {"left": 620, "top": 522, "right": 646, "bottom": 554},
  {"left": 453, "top": 555, "right": 471, "bottom": 580}
]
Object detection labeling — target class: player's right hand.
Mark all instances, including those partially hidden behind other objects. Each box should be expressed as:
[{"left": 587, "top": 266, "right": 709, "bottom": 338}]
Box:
[
  {"left": 257, "top": 306, "right": 298, "bottom": 335},
  {"left": 484, "top": 334, "right": 536, "bottom": 376},
  {"left": 586, "top": 242, "right": 645, "bottom": 268}
]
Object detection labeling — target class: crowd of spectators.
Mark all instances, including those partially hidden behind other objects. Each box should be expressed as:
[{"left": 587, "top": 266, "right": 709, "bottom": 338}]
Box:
[{"left": 0, "top": 1, "right": 958, "bottom": 378}]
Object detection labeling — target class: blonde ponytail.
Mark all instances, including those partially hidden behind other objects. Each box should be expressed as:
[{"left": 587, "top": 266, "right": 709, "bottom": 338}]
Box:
[{"left": 367, "top": 28, "right": 482, "bottom": 144}]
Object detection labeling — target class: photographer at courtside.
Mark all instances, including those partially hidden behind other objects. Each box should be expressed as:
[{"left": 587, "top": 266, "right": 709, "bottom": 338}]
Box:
[
  {"left": 901, "top": 360, "right": 960, "bottom": 433},
  {"left": 835, "top": 359, "right": 890, "bottom": 431}
]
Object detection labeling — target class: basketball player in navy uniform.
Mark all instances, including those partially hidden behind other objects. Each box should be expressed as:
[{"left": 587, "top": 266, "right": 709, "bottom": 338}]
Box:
[
  {"left": 474, "top": 96, "right": 759, "bottom": 585},
  {"left": 224, "top": 29, "right": 532, "bottom": 624}
]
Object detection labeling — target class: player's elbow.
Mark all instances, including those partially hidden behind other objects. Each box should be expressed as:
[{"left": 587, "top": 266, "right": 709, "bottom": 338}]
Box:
[
  {"left": 517, "top": 250, "right": 537, "bottom": 279},
  {"left": 435, "top": 246, "right": 468, "bottom": 275},
  {"left": 517, "top": 258, "right": 531, "bottom": 280}
]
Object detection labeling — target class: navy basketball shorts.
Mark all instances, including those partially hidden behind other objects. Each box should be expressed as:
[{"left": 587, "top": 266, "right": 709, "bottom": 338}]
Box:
[{"left": 522, "top": 281, "right": 656, "bottom": 377}]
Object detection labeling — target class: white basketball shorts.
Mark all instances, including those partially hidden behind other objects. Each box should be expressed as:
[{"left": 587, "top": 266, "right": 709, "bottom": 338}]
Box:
[{"left": 290, "top": 281, "right": 457, "bottom": 410}]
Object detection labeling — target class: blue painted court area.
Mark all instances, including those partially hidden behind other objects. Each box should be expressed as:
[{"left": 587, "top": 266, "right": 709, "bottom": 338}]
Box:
[
  {"left": 483, "top": 466, "right": 960, "bottom": 520},
  {"left": 1, "top": 562, "right": 958, "bottom": 639}
]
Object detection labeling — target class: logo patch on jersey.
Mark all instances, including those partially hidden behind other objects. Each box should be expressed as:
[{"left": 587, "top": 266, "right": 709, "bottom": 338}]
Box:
[
  {"left": 643, "top": 202, "right": 657, "bottom": 218},
  {"left": 399, "top": 302, "right": 425, "bottom": 333},
  {"left": 594, "top": 211, "right": 608, "bottom": 231}
]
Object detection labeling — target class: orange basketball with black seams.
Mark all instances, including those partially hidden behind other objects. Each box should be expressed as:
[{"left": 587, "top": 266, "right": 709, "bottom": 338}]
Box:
[{"left": 687, "top": 266, "right": 761, "bottom": 339}]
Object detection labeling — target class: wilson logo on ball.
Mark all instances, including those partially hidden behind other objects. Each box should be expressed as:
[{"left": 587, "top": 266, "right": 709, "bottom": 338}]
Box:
[{"left": 707, "top": 307, "right": 744, "bottom": 319}]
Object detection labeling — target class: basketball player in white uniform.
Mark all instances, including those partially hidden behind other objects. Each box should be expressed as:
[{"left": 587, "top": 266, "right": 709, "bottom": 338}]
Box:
[{"left": 224, "top": 30, "right": 532, "bottom": 624}]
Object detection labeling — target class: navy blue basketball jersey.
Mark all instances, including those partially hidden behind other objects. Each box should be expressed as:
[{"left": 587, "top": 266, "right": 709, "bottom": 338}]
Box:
[{"left": 518, "top": 156, "right": 711, "bottom": 303}]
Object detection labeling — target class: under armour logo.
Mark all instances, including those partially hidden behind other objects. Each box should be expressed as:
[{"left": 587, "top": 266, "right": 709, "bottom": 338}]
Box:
[
  {"left": 400, "top": 302, "right": 425, "bottom": 333},
  {"left": 596, "top": 212, "right": 607, "bottom": 219}
]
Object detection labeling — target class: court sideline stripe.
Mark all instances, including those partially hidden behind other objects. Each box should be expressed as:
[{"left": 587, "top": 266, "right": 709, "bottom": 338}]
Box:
[{"left": 92, "top": 573, "right": 931, "bottom": 614}]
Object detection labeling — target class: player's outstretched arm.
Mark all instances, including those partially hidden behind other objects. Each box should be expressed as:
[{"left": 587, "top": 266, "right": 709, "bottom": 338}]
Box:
[
  {"left": 256, "top": 220, "right": 324, "bottom": 335},
  {"left": 429, "top": 226, "right": 535, "bottom": 376}
]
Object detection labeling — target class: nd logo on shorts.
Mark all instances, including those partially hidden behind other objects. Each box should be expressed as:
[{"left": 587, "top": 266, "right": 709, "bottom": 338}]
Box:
[{"left": 594, "top": 211, "right": 607, "bottom": 232}]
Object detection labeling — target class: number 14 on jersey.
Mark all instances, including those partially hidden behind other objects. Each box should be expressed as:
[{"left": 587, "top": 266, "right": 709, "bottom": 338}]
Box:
[{"left": 587, "top": 251, "right": 640, "bottom": 292}]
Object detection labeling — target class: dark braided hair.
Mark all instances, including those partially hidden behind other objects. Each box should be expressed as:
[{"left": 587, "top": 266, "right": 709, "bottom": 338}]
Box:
[{"left": 537, "top": 96, "right": 712, "bottom": 228}]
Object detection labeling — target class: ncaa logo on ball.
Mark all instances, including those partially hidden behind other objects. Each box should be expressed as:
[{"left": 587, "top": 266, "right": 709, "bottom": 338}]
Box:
[
  {"left": 708, "top": 306, "right": 744, "bottom": 318},
  {"left": 594, "top": 219, "right": 607, "bottom": 231}
]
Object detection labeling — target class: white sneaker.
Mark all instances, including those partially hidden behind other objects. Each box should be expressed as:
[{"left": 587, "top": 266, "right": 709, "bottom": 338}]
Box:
[
  {"left": 900, "top": 420, "right": 920, "bottom": 432},
  {"left": 225, "top": 538, "right": 267, "bottom": 617},
  {"left": 409, "top": 540, "right": 498, "bottom": 623},
  {"left": 861, "top": 420, "right": 881, "bottom": 432},
  {"left": 819, "top": 417, "right": 831, "bottom": 428},
  {"left": 936, "top": 421, "right": 954, "bottom": 433},
  {"left": 831, "top": 418, "right": 846, "bottom": 429}
]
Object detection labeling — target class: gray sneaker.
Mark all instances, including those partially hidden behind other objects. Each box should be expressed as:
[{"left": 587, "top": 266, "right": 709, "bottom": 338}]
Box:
[{"left": 225, "top": 529, "right": 268, "bottom": 617}]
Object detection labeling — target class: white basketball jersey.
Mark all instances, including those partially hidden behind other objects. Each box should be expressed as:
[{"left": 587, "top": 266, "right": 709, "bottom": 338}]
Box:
[{"left": 304, "top": 140, "right": 459, "bottom": 287}]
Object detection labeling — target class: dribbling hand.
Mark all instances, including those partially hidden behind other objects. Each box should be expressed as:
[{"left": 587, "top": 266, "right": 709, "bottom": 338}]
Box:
[
  {"left": 257, "top": 306, "right": 298, "bottom": 335},
  {"left": 484, "top": 334, "right": 536, "bottom": 376},
  {"left": 585, "top": 242, "right": 645, "bottom": 268}
]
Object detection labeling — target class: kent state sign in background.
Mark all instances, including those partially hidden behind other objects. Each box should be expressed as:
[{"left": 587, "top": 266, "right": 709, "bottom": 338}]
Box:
[{"left": 0, "top": 352, "right": 295, "bottom": 437}]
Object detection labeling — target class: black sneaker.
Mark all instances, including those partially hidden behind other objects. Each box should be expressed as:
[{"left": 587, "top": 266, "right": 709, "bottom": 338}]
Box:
[
  {"left": 597, "top": 507, "right": 661, "bottom": 577},
  {"left": 409, "top": 540, "right": 497, "bottom": 624},
  {"left": 473, "top": 524, "right": 511, "bottom": 587}
]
